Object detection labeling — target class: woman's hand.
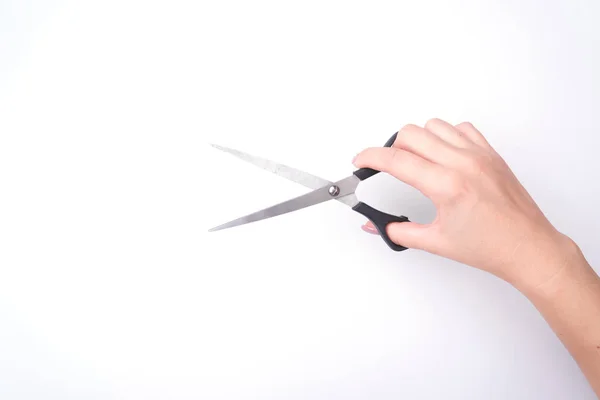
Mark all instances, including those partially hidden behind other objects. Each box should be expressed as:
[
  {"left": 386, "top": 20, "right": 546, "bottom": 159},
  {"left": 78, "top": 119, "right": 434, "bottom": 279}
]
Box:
[
  {"left": 355, "top": 120, "right": 600, "bottom": 395},
  {"left": 353, "top": 119, "right": 578, "bottom": 291}
]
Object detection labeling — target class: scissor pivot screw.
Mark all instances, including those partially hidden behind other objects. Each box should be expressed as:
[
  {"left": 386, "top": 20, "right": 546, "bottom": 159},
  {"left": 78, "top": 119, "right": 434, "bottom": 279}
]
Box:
[{"left": 328, "top": 185, "right": 340, "bottom": 197}]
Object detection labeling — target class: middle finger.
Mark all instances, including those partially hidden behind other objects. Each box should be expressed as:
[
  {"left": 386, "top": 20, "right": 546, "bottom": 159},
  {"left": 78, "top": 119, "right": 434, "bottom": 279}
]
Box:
[{"left": 393, "top": 124, "right": 461, "bottom": 167}]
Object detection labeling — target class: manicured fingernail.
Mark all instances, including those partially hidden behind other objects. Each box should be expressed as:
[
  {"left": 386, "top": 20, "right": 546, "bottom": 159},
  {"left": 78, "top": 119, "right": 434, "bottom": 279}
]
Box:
[{"left": 361, "top": 224, "right": 379, "bottom": 234}]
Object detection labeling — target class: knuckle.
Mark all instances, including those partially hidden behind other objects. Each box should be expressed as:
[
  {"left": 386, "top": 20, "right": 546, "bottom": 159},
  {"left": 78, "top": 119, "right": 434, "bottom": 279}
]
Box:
[
  {"left": 463, "top": 154, "right": 485, "bottom": 174},
  {"left": 424, "top": 118, "right": 442, "bottom": 130},
  {"left": 399, "top": 124, "right": 422, "bottom": 137},
  {"left": 446, "top": 172, "right": 464, "bottom": 192},
  {"left": 438, "top": 171, "right": 470, "bottom": 200},
  {"left": 397, "top": 124, "right": 419, "bottom": 144},
  {"left": 456, "top": 150, "right": 493, "bottom": 175},
  {"left": 400, "top": 123, "right": 419, "bottom": 132},
  {"left": 457, "top": 121, "right": 475, "bottom": 130}
]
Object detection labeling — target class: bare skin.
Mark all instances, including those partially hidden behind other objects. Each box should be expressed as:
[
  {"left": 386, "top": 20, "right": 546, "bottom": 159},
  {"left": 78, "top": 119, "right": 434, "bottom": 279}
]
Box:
[{"left": 354, "top": 119, "right": 600, "bottom": 396}]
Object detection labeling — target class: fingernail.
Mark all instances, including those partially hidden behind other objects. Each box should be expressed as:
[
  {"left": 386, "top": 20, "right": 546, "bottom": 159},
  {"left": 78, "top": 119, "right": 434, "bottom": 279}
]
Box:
[
  {"left": 361, "top": 224, "right": 379, "bottom": 235},
  {"left": 352, "top": 154, "right": 358, "bottom": 165}
]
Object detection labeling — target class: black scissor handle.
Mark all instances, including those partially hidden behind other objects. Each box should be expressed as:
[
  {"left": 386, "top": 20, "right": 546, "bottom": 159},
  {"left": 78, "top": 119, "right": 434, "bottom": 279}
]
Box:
[
  {"left": 351, "top": 131, "right": 410, "bottom": 252},
  {"left": 352, "top": 131, "right": 398, "bottom": 180}
]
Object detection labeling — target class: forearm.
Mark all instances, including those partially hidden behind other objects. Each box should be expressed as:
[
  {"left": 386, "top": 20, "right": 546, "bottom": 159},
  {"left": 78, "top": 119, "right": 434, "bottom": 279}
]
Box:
[{"left": 519, "top": 238, "right": 600, "bottom": 395}]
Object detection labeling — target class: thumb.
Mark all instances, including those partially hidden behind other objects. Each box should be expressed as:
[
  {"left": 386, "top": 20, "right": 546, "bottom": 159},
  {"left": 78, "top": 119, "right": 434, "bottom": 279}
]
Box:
[
  {"left": 361, "top": 220, "right": 437, "bottom": 251},
  {"left": 386, "top": 220, "right": 438, "bottom": 251}
]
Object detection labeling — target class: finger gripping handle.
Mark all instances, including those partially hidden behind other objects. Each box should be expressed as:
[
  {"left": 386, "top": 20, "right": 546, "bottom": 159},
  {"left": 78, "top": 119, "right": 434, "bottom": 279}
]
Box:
[
  {"left": 352, "top": 202, "right": 409, "bottom": 251},
  {"left": 353, "top": 167, "right": 380, "bottom": 181},
  {"left": 352, "top": 131, "right": 398, "bottom": 181}
]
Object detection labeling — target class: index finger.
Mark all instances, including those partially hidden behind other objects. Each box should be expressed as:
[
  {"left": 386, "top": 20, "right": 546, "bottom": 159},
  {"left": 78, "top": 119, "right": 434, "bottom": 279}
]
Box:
[{"left": 353, "top": 146, "right": 448, "bottom": 198}]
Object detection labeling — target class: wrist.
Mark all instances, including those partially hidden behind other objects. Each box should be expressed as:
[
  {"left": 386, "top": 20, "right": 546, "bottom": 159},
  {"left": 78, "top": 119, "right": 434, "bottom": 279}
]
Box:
[{"left": 512, "top": 231, "right": 597, "bottom": 299}]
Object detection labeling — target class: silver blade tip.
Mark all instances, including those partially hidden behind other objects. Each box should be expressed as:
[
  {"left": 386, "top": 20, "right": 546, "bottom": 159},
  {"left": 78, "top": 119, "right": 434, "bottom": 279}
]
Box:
[{"left": 208, "top": 221, "right": 236, "bottom": 232}]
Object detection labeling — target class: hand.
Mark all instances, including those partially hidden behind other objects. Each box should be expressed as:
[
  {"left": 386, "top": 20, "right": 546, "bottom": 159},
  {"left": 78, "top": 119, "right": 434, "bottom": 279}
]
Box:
[
  {"left": 354, "top": 119, "right": 600, "bottom": 395},
  {"left": 353, "top": 119, "right": 577, "bottom": 290}
]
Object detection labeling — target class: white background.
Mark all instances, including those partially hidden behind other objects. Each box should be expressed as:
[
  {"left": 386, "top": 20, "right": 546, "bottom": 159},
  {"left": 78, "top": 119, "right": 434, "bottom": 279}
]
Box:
[{"left": 1, "top": 0, "right": 600, "bottom": 399}]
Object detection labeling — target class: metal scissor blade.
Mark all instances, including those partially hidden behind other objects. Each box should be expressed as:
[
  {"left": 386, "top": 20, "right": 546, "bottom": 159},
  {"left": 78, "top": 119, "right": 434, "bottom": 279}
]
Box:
[
  {"left": 208, "top": 175, "right": 360, "bottom": 232},
  {"left": 210, "top": 143, "right": 356, "bottom": 207}
]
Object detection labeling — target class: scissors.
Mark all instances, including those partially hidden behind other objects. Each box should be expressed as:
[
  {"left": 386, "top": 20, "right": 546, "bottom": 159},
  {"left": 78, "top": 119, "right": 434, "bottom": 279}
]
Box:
[{"left": 208, "top": 132, "right": 410, "bottom": 251}]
